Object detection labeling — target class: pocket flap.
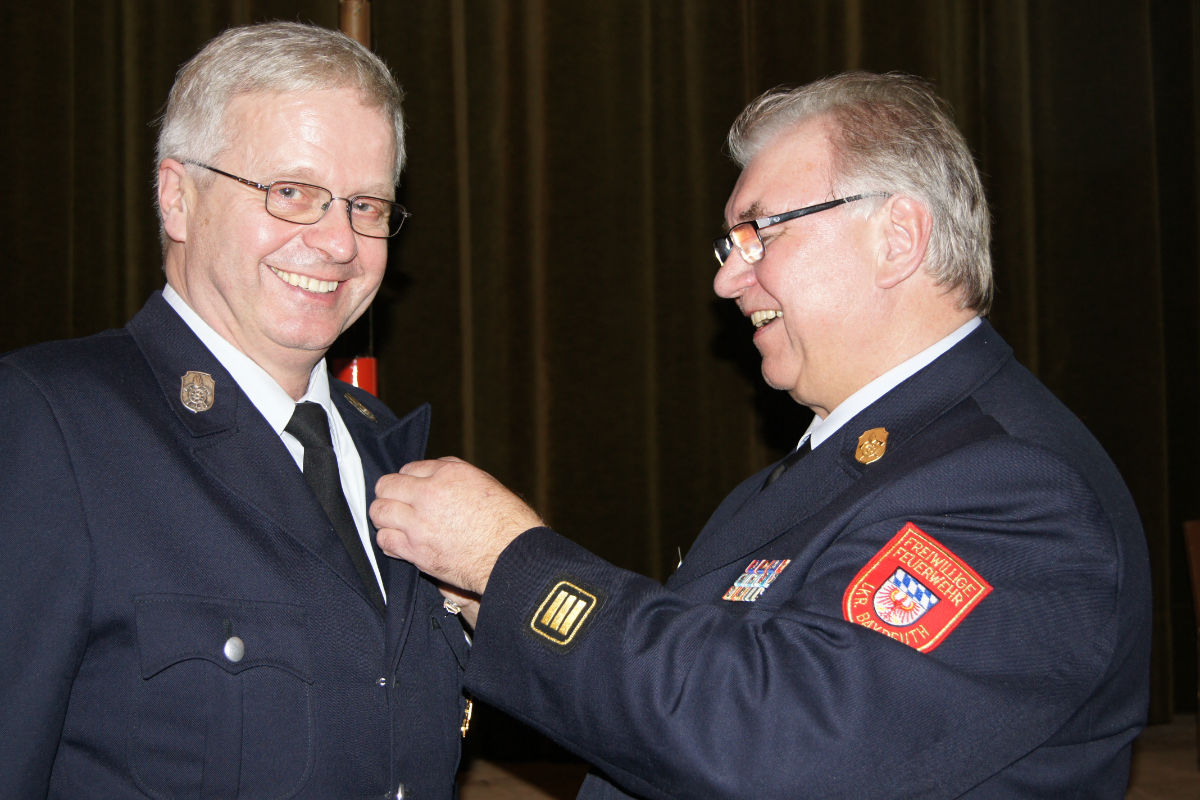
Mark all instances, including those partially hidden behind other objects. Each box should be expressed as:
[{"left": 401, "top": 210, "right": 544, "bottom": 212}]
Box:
[{"left": 134, "top": 593, "right": 313, "bottom": 682}]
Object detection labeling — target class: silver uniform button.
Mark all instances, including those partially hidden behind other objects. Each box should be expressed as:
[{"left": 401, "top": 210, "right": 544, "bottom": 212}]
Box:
[{"left": 223, "top": 636, "right": 245, "bottom": 663}]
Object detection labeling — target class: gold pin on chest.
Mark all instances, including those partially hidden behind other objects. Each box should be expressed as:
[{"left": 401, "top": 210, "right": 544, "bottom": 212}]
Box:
[{"left": 460, "top": 697, "right": 474, "bottom": 737}]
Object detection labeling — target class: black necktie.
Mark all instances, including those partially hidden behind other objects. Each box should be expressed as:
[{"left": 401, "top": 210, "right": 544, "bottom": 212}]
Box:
[
  {"left": 285, "top": 402, "right": 385, "bottom": 612},
  {"left": 763, "top": 438, "right": 812, "bottom": 488}
]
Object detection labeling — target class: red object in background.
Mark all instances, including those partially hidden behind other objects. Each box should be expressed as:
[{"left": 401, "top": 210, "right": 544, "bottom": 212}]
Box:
[
  {"left": 333, "top": 356, "right": 378, "bottom": 396},
  {"left": 335, "top": 3, "right": 377, "bottom": 399}
]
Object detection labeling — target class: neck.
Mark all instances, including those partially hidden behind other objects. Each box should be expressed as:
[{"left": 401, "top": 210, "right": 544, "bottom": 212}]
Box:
[
  {"left": 277, "top": 365, "right": 320, "bottom": 401},
  {"left": 162, "top": 272, "right": 325, "bottom": 401},
  {"left": 802, "top": 305, "right": 977, "bottom": 418}
]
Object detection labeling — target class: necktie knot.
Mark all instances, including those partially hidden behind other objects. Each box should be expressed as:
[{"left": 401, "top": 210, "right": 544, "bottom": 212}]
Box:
[
  {"left": 763, "top": 437, "right": 812, "bottom": 488},
  {"left": 285, "top": 401, "right": 334, "bottom": 449}
]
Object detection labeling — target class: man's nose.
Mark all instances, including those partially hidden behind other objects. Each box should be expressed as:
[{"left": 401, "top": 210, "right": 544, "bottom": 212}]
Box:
[
  {"left": 304, "top": 199, "right": 359, "bottom": 262},
  {"left": 713, "top": 248, "right": 756, "bottom": 299}
]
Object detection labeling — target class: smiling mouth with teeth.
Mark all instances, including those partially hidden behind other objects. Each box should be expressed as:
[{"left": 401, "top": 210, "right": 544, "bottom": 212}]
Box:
[
  {"left": 270, "top": 265, "right": 340, "bottom": 294},
  {"left": 751, "top": 309, "right": 783, "bottom": 329}
]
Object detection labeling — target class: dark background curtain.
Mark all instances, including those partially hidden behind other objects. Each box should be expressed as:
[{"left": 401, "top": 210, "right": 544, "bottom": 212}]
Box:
[{"left": 2, "top": 0, "right": 1196, "bottom": 755}]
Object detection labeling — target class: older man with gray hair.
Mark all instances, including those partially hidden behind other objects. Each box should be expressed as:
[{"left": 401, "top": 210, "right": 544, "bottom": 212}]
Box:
[
  {"left": 373, "top": 72, "right": 1151, "bottom": 798},
  {"left": 0, "top": 22, "right": 466, "bottom": 799}
]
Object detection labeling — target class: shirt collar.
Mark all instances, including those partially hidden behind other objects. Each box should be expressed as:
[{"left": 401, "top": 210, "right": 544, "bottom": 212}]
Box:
[
  {"left": 162, "top": 283, "right": 332, "bottom": 435},
  {"left": 803, "top": 316, "right": 981, "bottom": 450}
]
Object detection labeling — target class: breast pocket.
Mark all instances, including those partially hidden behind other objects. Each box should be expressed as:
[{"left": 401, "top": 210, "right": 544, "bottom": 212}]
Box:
[{"left": 131, "top": 594, "right": 314, "bottom": 800}]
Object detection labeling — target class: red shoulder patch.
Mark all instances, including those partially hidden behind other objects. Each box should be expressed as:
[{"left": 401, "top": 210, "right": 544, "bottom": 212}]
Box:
[{"left": 842, "top": 522, "right": 992, "bottom": 652}]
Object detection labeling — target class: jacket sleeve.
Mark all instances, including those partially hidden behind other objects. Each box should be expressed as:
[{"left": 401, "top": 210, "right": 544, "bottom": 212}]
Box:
[
  {"left": 0, "top": 362, "right": 93, "bottom": 797},
  {"left": 461, "top": 438, "right": 1141, "bottom": 799}
]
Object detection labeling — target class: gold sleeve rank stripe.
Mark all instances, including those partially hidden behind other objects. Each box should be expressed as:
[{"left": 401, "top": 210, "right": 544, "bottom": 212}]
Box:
[{"left": 530, "top": 581, "right": 600, "bottom": 647}]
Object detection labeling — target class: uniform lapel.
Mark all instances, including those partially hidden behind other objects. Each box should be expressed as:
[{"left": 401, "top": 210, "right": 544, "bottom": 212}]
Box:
[
  {"left": 332, "top": 387, "right": 432, "bottom": 658},
  {"left": 669, "top": 444, "right": 857, "bottom": 587},
  {"left": 127, "top": 292, "right": 386, "bottom": 609},
  {"left": 669, "top": 321, "right": 1013, "bottom": 590}
]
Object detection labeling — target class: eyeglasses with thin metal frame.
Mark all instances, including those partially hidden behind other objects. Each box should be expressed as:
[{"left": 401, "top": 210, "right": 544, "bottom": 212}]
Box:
[
  {"left": 183, "top": 160, "right": 411, "bottom": 239},
  {"left": 712, "top": 193, "right": 888, "bottom": 266}
]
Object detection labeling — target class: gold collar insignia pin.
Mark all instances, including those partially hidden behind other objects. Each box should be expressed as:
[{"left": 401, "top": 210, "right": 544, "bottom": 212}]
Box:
[
  {"left": 344, "top": 392, "right": 377, "bottom": 423},
  {"left": 855, "top": 427, "right": 888, "bottom": 464},
  {"left": 179, "top": 370, "right": 216, "bottom": 413}
]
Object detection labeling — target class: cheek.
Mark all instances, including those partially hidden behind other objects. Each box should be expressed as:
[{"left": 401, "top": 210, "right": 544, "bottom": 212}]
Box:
[
  {"left": 349, "top": 249, "right": 387, "bottom": 301},
  {"left": 774, "top": 246, "right": 862, "bottom": 319},
  {"left": 199, "top": 211, "right": 277, "bottom": 267},
  {"left": 360, "top": 243, "right": 388, "bottom": 278},
  {"left": 251, "top": 222, "right": 306, "bottom": 257},
  {"left": 251, "top": 224, "right": 337, "bottom": 276}
]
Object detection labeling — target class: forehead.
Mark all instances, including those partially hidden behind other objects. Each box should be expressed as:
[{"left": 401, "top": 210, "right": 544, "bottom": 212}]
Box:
[
  {"left": 222, "top": 89, "right": 395, "bottom": 189},
  {"left": 725, "top": 118, "right": 835, "bottom": 224}
]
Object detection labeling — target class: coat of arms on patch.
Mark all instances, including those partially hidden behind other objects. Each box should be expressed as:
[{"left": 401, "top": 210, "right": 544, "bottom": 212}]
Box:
[{"left": 873, "top": 568, "right": 939, "bottom": 626}]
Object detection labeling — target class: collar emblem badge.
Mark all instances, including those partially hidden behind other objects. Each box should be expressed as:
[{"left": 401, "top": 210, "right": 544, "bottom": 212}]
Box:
[
  {"left": 179, "top": 370, "right": 216, "bottom": 413},
  {"left": 855, "top": 427, "right": 889, "bottom": 464}
]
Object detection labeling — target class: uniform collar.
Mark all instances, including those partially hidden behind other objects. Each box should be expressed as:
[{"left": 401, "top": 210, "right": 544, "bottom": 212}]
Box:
[
  {"left": 162, "top": 283, "right": 332, "bottom": 436},
  {"left": 805, "top": 317, "right": 981, "bottom": 450}
]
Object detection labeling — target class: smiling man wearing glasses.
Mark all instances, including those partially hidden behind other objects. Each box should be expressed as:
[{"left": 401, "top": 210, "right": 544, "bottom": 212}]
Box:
[
  {"left": 373, "top": 73, "right": 1151, "bottom": 797},
  {"left": 0, "top": 21, "right": 466, "bottom": 799}
]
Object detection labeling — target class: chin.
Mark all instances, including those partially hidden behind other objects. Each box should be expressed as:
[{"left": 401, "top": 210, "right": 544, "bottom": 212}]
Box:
[
  {"left": 270, "top": 327, "right": 341, "bottom": 355},
  {"left": 759, "top": 364, "right": 793, "bottom": 393}
]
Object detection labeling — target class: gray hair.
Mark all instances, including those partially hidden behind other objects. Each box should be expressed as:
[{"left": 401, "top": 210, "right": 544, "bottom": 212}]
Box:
[
  {"left": 156, "top": 21, "right": 405, "bottom": 184},
  {"left": 727, "top": 72, "right": 992, "bottom": 313}
]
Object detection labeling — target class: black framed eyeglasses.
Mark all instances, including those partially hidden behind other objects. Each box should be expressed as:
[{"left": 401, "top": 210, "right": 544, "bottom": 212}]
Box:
[
  {"left": 183, "top": 160, "right": 411, "bottom": 239},
  {"left": 712, "top": 193, "right": 887, "bottom": 266}
]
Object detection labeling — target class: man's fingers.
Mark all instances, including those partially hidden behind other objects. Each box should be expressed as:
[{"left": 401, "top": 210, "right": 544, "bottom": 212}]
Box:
[
  {"left": 369, "top": 493, "right": 407, "bottom": 530},
  {"left": 395, "top": 458, "right": 442, "bottom": 478},
  {"left": 375, "top": 526, "right": 411, "bottom": 560},
  {"left": 373, "top": 468, "right": 434, "bottom": 507},
  {"left": 374, "top": 472, "right": 411, "bottom": 500},
  {"left": 395, "top": 456, "right": 465, "bottom": 479}
]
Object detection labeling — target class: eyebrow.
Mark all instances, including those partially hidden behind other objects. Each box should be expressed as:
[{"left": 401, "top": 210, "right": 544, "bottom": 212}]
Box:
[
  {"left": 734, "top": 201, "right": 763, "bottom": 224},
  {"left": 722, "top": 201, "right": 768, "bottom": 233},
  {"left": 736, "top": 202, "right": 768, "bottom": 224},
  {"left": 271, "top": 165, "right": 394, "bottom": 198}
]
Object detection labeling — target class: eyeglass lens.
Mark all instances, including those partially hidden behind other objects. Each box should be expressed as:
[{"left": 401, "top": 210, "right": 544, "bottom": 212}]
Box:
[
  {"left": 728, "top": 225, "right": 764, "bottom": 264},
  {"left": 266, "top": 181, "right": 402, "bottom": 238},
  {"left": 713, "top": 223, "right": 765, "bottom": 266}
]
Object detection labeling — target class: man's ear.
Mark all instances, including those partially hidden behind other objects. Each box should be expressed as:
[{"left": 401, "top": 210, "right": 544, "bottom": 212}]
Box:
[
  {"left": 874, "top": 195, "right": 932, "bottom": 289},
  {"left": 158, "top": 159, "right": 191, "bottom": 243}
]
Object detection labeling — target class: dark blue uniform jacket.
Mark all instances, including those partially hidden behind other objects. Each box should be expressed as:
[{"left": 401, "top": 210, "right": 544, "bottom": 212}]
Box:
[
  {"left": 464, "top": 320, "right": 1151, "bottom": 799},
  {"left": 0, "top": 292, "right": 469, "bottom": 799}
]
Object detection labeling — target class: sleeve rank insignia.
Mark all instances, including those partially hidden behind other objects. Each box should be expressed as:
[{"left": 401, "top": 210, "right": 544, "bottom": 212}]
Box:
[
  {"left": 842, "top": 522, "right": 991, "bottom": 652},
  {"left": 530, "top": 580, "right": 601, "bottom": 647}
]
